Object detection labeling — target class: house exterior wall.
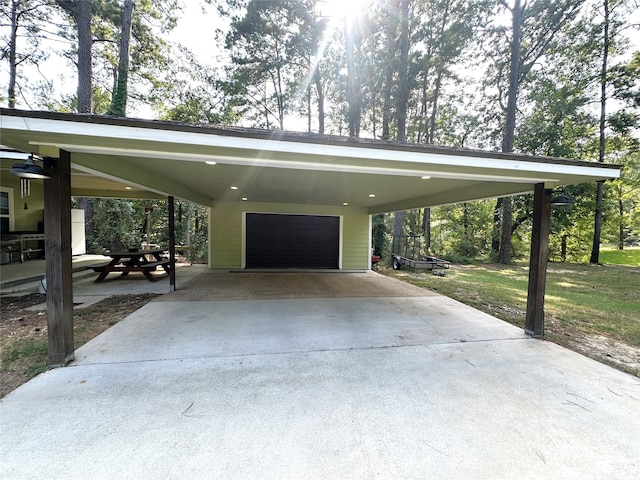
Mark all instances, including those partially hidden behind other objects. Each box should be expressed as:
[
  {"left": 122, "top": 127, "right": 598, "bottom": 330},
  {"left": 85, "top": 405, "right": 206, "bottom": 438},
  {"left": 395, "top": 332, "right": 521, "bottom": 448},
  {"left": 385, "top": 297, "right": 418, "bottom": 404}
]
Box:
[
  {"left": 209, "top": 201, "right": 371, "bottom": 270},
  {"left": 1, "top": 175, "right": 45, "bottom": 232}
]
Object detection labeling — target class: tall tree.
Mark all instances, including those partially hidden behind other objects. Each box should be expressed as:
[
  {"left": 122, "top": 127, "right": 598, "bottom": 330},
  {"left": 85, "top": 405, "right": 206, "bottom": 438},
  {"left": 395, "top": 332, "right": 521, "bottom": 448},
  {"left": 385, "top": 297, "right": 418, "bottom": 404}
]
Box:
[
  {"left": 224, "top": 0, "right": 310, "bottom": 129},
  {"left": 1, "top": 0, "right": 51, "bottom": 108},
  {"left": 589, "top": 0, "right": 611, "bottom": 264},
  {"left": 108, "top": 0, "right": 134, "bottom": 117},
  {"left": 488, "top": 0, "right": 584, "bottom": 263},
  {"left": 496, "top": 0, "right": 523, "bottom": 264},
  {"left": 605, "top": 50, "right": 640, "bottom": 249},
  {"left": 299, "top": 0, "right": 328, "bottom": 133},
  {"left": 75, "top": 0, "right": 91, "bottom": 113},
  {"left": 588, "top": 0, "right": 638, "bottom": 261},
  {"left": 344, "top": 8, "right": 362, "bottom": 136},
  {"left": 411, "top": 0, "right": 489, "bottom": 144},
  {"left": 395, "top": 0, "right": 410, "bottom": 142},
  {"left": 56, "top": 0, "right": 93, "bottom": 113}
]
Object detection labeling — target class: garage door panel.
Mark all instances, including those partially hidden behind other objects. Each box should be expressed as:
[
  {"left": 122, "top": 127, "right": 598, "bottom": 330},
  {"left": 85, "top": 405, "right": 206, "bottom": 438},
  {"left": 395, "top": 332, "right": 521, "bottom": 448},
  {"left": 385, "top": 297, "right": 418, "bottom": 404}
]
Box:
[{"left": 246, "top": 213, "right": 339, "bottom": 269}]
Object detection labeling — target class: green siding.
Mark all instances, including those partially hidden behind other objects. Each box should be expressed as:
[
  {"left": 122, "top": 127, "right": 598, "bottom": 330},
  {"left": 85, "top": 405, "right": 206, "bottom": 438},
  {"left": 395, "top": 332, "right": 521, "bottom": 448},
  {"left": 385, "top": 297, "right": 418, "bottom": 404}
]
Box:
[
  {"left": 1, "top": 177, "right": 45, "bottom": 232},
  {"left": 342, "top": 212, "right": 371, "bottom": 270},
  {"left": 209, "top": 203, "right": 243, "bottom": 268},
  {"left": 209, "top": 201, "right": 371, "bottom": 270}
]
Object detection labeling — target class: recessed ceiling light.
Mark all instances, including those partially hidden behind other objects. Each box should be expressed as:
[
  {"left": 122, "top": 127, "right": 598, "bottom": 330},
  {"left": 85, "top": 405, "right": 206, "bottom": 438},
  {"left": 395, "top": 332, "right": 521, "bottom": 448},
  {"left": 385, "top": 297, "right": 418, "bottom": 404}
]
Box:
[
  {"left": 368, "top": 194, "right": 376, "bottom": 198},
  {"left": 343, "top": 202, "right": 348, "bottom": 206},
  {"left": 125, "top": 186, "right": 132, "bottom": 190},
  {"left": 242, "top": 197, "right": 248, "bottom": 201},
  {"left": 231, "top": 186, "right": 238, "bottom": 190},
  {"left": 205, "top": 161, "right": 217, "bottom": 165},
  {"left": 421, "top": 175, "right": 431, "bottom": 180}
]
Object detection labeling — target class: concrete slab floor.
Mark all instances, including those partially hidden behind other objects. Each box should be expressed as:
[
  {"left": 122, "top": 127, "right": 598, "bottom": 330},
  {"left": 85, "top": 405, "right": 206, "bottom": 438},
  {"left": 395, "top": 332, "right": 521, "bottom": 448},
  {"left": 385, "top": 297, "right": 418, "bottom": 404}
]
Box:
[
  {"left": 1, "top": 279, "right": 639, "bottom": 479},
  {"left": 11, "top": 265, "right": 208, "bottom": 311}
]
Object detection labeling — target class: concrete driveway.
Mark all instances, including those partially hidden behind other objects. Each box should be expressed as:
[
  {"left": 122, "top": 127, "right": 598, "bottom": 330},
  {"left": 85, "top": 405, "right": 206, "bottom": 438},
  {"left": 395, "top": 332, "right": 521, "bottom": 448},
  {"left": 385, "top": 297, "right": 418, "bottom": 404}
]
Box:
[{"left": 1, "top": 271, "right": 639, "bottom": 479}]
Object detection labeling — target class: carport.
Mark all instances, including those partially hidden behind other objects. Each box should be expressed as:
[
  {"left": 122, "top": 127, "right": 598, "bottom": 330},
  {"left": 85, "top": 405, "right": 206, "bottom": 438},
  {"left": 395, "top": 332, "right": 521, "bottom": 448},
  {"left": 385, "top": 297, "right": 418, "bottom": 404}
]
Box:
[{"left": 0, "top": 108, "right": 621, "bottom": 366}]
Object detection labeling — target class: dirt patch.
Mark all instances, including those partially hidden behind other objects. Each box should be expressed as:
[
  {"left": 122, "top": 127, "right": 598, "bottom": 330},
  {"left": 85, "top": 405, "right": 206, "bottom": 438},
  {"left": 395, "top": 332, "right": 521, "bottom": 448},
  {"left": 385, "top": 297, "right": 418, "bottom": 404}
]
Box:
[
  {"left": 548, "top": 329, "right": 640, "bottom": 377},
  {"left": 0, "top": 293, "right": 158, "bottom": 398},
  {"left": 158, "top": 271, "right": 438, "bottom": 301}
]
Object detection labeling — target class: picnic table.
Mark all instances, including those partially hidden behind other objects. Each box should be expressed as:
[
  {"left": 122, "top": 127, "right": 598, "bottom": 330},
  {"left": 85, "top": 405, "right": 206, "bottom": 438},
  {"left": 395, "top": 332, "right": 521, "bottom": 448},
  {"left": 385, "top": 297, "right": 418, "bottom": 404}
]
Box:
[{"left": 89, "top": 249, "right": 170, "bottom": 282}]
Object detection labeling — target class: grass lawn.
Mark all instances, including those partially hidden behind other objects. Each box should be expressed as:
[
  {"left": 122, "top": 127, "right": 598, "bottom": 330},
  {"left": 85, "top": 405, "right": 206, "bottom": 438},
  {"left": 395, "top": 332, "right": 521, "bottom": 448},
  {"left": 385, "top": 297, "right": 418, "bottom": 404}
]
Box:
[
  {"left": 382, "top": 261, "right": 640, "bottom": 376},
  {"left": 600, "top": 247, "right": 640, "bottom": 266}
]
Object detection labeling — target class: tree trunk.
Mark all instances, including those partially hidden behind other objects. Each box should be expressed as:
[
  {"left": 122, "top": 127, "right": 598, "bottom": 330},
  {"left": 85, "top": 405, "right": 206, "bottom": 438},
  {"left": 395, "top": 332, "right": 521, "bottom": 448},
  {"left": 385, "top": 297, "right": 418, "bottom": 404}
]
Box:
[
  {"left": 502, "top": 0, "right": 522, "bottom": 154},
  {"left": 381, "top": 9, "right": 397, "bottom": 140},
  {"left": 492, "top": 198, "right": 502, "bottom": 255},
  {"left": 109, "top": 0, "right": 134, "bottom": 117},
  {"left": 590, "top": 0, "right": 610, "bottom": 264},
  {"left": 422, "top": 207, "right": 431, "bottom": 253},
  {"left": 499, "top": 197, "right": 513, "bottom": 263},
  {"left": 345, "top": 18, "right": 360, "bottom": 137},
  {"left": 313, "top": 66, "right": 325, "bottom": 134},
  {"left": 393, "top": 211, "right": 405, "bottom": 237},
  {"left": 186, "top": 203, "right": 193, "bottom": 247},
  {"left": 381, "top": 62, "right": 393, "bottom": 140},
  {"left": 427, "top": 69, "right": 443, "bottom": 144},
  {"left": 497, "top": 0, "right": 523, "bottom": 265},
  {"left": 618, "top": 195, "right": 624, "bottom": 250},
  {"left": 417, "top": 53, "right": 432, "bottom": 143},
  {"left": 276, "top": 64, "right": 285, "bottom": 129},
  {"left": 8, "top": 1, "right": 18, "bottom": 108},
  {"left": 307, "top": 83, "right": 312, "bottom": 132},
  {"left": 76, "top": 0, "right": 92, "bottom": 113},
  {"left": 426, "top": 3, "right": 450, "bottom": 144},
  {"left": 395, "top": 0, "right": 410, "bottom": 142}
]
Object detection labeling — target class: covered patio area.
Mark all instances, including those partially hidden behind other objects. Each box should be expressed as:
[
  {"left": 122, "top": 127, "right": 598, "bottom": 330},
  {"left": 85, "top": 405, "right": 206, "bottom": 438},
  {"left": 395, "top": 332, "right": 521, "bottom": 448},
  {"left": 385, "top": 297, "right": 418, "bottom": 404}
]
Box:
[
  {"left": 0, "top": 108, "right": 623, "bottom": 368},
  {"left": 1, "top": 271, "right": 639, "bottom": 479}
]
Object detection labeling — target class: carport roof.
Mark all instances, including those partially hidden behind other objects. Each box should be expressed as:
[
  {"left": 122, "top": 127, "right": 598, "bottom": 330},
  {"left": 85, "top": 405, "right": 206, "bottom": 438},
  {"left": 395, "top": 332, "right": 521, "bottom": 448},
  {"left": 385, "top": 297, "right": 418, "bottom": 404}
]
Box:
[{"left": 1, "top": 108, "right": 620, "bottom": 212}]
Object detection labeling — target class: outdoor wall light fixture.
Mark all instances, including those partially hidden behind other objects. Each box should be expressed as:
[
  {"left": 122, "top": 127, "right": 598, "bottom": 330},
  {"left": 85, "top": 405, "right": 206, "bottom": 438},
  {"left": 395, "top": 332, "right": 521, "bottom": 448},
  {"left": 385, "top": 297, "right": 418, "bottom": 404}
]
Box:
[
  {"left": 8, "top": 154, "right": 56, "bottom": 199},
  {"left": 9, "top": 154, "right": 52, "bottom": 180}
]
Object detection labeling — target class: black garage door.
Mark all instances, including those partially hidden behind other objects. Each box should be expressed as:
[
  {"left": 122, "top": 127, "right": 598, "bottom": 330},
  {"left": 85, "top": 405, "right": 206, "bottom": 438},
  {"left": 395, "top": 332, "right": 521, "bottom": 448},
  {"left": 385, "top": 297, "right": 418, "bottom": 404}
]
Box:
[{"left": 246, "top": 213, "right": 339, "bottom": 269}]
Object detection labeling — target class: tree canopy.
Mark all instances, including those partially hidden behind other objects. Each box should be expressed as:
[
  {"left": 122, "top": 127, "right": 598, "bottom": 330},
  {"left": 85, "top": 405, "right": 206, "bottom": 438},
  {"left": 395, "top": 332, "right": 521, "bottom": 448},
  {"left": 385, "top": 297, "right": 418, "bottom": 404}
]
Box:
[{"left": 3, "top": 0, "right": 639, "bottom": 261}]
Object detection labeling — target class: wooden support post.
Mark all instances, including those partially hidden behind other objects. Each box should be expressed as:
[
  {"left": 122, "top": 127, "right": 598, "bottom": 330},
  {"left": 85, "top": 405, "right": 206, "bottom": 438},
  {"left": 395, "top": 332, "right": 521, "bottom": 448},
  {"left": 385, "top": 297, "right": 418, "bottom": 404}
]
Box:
[
  {"left": 168, "top": 195, "right": 176, "bottom": 291},
  {"left": 43, "top": 150, "right": 74, "bottom": 366},
  {"left": 525, "top": 183, "right": 552, "bottom": 337}
]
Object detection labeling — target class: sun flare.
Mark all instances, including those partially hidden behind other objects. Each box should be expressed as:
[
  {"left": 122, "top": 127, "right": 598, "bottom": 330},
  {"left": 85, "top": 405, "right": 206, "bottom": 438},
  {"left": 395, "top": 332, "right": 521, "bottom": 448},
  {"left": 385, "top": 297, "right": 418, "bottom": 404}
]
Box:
[{"left": 321, "top": 0, "right": 367, "bottom": 22}]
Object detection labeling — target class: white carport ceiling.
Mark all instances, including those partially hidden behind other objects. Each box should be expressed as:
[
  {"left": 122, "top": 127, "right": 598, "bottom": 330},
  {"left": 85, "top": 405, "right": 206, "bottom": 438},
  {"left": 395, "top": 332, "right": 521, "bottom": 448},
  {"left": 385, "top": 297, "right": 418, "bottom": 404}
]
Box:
[{"left": 0, "top": 109, "right": 620, "bottom": 212}]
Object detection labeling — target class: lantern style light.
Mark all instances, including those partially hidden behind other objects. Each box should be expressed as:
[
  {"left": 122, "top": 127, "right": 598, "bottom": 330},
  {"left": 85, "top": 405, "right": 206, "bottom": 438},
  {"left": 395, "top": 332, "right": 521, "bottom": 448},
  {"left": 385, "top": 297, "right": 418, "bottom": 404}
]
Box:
[{"left": 9, "top": 155, "right": 51, "bottom": 180}]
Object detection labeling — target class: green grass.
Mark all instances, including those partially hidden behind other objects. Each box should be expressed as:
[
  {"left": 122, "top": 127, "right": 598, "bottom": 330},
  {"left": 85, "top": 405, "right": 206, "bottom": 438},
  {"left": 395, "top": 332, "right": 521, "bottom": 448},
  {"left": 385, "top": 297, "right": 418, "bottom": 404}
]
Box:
[
  {"left": 1, "top": 337, "right": 48, "bottom": 375},
  {"left": 600, "top": 247, "right": 640, "bottom": 266},
  {"left": 385, "top": 261, "right": 640, "bottom": 348}
]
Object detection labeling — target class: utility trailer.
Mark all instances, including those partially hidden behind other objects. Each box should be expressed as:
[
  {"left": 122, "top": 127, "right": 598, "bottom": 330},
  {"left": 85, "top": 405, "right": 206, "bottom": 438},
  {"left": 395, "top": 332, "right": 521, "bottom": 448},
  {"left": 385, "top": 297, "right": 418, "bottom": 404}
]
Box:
[{"left": 391, "top": 235, "right": 450, "bottom": 274}]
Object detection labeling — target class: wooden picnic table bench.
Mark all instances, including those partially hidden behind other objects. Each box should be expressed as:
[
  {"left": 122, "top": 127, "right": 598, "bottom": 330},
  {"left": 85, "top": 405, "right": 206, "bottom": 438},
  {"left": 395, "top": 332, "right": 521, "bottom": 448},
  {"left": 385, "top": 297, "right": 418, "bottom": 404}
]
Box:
[{"left": 88, "top": 249, "right": 170, "bottom": 282}]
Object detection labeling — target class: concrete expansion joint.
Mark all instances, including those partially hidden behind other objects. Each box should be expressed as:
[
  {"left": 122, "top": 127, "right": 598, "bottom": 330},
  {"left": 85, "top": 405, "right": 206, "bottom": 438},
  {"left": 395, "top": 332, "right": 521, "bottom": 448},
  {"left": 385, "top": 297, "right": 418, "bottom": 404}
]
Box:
[{"left": 68, "top": 336, "right": 533, "bottom": 368}]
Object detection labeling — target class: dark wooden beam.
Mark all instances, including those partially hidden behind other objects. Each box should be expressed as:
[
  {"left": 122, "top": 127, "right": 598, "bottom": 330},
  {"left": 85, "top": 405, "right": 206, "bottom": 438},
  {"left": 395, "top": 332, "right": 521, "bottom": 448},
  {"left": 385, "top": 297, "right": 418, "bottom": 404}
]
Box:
[
  {"left": 43, "top": 150, "right": 74, "bottom": 366},
  {"left": 525, "top": 183, "right": 552, "bottom": 337},
  {"left": 168, "top": 195, "right": 176, "bottom": 291}
]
